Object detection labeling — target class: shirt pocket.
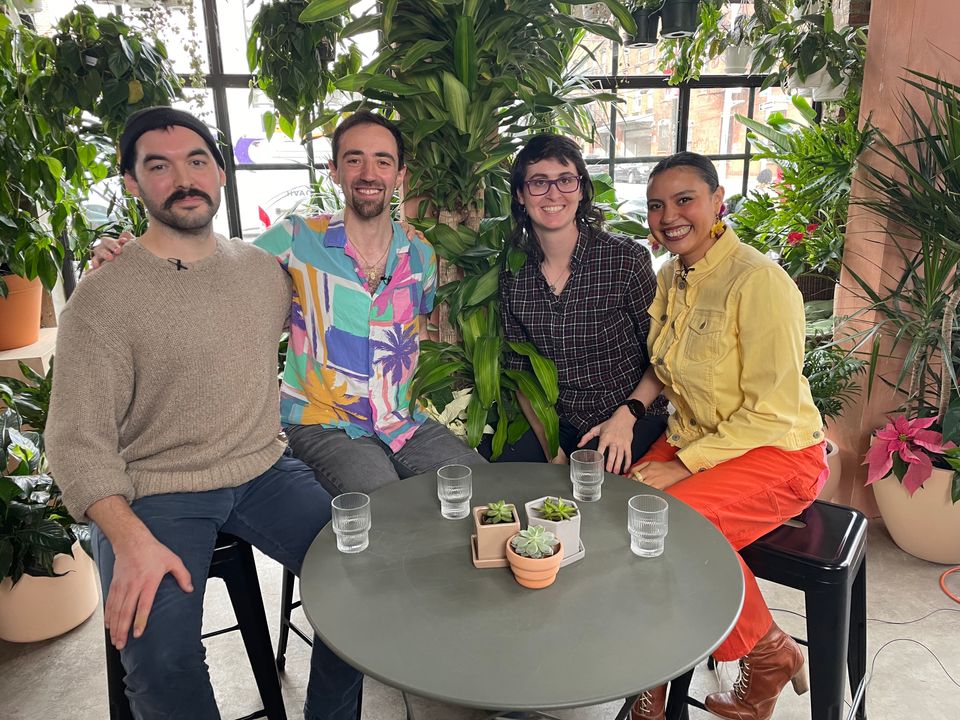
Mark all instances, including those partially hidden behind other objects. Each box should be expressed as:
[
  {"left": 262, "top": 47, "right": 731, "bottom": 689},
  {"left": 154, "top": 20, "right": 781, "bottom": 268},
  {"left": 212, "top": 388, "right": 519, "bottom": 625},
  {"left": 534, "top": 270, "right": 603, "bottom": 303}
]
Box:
[{"left": 681, "top": 309, "right": 723, "bottom": 364}]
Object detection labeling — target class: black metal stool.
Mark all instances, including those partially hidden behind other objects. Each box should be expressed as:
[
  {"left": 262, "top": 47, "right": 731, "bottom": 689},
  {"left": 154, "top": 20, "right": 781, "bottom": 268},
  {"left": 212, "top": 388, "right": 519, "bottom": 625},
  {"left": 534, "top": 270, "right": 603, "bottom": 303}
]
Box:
[
  {"left": 276, "top": 567, "right": 313, "bottom": 673},
  {"left": 665, "top": 500, "right": 868, "bottom": 720},
  {"left": 104, "top": 532, "right": 287, "bottom": 720}
]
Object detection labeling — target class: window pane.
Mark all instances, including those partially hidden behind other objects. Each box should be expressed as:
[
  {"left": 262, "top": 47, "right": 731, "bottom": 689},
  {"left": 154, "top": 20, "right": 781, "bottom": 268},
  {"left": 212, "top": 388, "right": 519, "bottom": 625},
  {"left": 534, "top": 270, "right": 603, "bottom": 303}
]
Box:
[
  {"left": 701, "top": 2, "right": 756, "bottom": 77},
  {"left": 687, "top": 87, "right": 752, "bottom": 156},
  {"left": 715, "top": 159, "right": 746, "bottom": 198},
  {"left": 751, "top": 86, "right": 810, "bottom": 125},
  {"left": 129, "top": 0, "right": 210, "bottom": 76},
  {"left": 617, "top": 88, "right": 680, "bottom": 158},
  {"left": 236, "top": 169, "right": 313, "bottom": 241},
  {"left": 613, "top": 161, "right": 657, "bottom": 214},
  {"left": 226, "top": 88, "right": 312, "bottom": 166}
]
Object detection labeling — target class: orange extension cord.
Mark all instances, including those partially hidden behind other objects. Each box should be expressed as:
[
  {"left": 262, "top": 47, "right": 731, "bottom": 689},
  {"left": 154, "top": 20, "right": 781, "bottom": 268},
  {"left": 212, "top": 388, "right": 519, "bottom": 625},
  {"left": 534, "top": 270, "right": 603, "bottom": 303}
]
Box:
[{"left": 941, "top": 566, "right": 960, "bottom": 604}]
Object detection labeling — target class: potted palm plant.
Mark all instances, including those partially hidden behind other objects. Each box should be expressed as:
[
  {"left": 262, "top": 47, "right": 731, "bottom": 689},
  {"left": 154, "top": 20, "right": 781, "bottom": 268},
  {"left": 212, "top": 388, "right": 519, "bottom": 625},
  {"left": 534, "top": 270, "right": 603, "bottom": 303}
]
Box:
[{"left": 851, "top": 70, "right": 960, "bottom": 564}]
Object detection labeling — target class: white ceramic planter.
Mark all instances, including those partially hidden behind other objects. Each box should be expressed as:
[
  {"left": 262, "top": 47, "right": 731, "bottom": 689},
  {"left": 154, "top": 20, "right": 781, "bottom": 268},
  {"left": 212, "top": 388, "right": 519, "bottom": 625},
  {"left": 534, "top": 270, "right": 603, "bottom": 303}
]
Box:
[
  {"left": 813, "top": 76, "right": 850, "bottom": 101},
  {"left": 525, "top": 496, "right": 582, "bottom": 566},
  {"left": 0, "top": 542, "right": 100, "bottom": 642},
  {"left": 724, "top": 45, "right": 752, "bottom": 75},
  {"left": 872, "top": 467, "right": 960, "bottom": 565}
]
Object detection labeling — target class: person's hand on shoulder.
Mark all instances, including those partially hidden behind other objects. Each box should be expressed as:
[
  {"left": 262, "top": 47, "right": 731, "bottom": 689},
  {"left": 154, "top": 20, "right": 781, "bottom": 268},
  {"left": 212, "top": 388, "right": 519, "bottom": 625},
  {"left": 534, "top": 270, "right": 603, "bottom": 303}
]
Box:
[
  {"left": 89, "top": 230, "right": 134, "bottom": 270},
  {"left": 399, "top": 220, "right": 427, "bottom": 244}
]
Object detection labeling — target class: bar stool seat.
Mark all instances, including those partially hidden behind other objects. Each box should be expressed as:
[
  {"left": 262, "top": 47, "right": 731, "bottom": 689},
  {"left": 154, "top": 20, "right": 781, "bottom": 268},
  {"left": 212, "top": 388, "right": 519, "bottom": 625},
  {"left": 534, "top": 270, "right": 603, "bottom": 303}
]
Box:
[
  {"left": 104, "top": 532, "right": 287, "bottom": 720},
  {"left": 664, "top": 500, "right": 868, "bottom": 720}
]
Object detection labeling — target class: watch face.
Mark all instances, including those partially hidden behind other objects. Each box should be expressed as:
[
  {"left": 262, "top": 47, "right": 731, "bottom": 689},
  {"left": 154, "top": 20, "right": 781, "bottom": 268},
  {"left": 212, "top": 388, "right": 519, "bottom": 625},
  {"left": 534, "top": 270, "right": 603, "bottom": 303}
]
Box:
[{"left": 626, "top": 400, "right": 645, "bottom": 419}]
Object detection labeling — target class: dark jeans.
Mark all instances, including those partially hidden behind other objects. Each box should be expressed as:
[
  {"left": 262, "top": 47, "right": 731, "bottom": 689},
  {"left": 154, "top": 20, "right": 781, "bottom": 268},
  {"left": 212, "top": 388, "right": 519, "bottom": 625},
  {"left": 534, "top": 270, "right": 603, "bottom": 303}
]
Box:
[
  {"left": 91, "top": 454, "right": 362, "bottom": 720},
  {"left": 284, "top": 418, "right": 486, "bottom": 496},
  {"left": 480, "top": 414, "right": 668, "bottom": 468}
]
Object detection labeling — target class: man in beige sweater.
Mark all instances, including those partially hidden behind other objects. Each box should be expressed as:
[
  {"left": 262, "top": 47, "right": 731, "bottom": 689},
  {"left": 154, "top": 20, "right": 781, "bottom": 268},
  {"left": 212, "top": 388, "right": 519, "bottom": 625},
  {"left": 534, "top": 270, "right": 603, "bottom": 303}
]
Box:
[{"left": 46, "top": 107, "right": 361, "bottom": 720}]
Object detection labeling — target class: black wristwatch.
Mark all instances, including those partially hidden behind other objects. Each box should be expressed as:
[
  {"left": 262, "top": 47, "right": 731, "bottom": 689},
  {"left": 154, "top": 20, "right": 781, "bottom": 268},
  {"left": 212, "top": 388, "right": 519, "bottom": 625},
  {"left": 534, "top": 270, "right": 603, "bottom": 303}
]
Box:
[{"left": 619, "top": 399, "right": 646, "bottom": 421}]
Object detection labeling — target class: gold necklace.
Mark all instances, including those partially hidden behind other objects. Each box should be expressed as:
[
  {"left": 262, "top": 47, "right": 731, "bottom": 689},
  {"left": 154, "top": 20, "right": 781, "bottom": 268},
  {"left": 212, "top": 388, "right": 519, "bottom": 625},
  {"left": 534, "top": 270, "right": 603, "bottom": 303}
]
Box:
[{"left": 352, "top": 243, "right": 389, "bottom": 287}]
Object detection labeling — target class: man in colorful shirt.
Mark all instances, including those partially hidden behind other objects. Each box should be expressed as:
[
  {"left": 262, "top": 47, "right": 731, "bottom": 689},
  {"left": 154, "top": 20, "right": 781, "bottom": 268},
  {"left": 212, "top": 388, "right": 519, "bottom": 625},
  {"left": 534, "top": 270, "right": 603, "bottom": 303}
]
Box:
[{"left": 255, "top": 111, "right": 483, "bottom": 495}]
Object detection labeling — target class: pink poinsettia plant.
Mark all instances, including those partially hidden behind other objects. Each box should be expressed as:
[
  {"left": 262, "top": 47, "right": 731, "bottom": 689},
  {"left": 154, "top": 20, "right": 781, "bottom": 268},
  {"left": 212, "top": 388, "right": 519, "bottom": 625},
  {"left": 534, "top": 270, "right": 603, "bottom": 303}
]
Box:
[{"left": 864, "top": 415, "right": 958, "bottom": 498}]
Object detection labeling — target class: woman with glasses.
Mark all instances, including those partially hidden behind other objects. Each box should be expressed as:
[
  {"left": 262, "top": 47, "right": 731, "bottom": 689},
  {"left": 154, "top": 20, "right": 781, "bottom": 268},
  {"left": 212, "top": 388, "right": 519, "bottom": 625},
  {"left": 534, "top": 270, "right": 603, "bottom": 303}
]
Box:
[{"left": 495, "top": 133, "right": 667, "bottom": 471}]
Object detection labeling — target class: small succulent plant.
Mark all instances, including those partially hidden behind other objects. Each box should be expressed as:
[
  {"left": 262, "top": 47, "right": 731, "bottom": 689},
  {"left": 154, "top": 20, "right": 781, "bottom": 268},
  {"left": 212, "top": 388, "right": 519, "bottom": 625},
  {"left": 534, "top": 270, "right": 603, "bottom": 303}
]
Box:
[
  {"left": 484, "top": 500, "right": 515, "bottom": 524},
  {"left": 538, "top": 497, "right": 578, "bottom": 522},
  {"left": 510, "top": 526, "right": 558, "bottom": 559}
]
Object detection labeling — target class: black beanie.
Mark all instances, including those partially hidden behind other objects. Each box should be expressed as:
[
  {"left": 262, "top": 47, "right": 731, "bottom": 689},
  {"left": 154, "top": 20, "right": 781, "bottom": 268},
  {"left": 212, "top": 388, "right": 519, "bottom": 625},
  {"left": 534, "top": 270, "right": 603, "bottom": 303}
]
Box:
[{"left": 119, "top": 106, "right": 226, "bottom": 175}]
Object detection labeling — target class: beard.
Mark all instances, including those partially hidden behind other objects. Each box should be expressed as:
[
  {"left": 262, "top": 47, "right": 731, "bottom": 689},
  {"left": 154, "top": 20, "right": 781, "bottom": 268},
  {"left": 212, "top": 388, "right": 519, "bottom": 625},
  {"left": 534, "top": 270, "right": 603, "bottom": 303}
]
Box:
[
  {"left": 140, "top": 187, "right": 220, "bottom": 235},
  {"left": 346, "top": 182, "right": 390, "bottom": 219}
]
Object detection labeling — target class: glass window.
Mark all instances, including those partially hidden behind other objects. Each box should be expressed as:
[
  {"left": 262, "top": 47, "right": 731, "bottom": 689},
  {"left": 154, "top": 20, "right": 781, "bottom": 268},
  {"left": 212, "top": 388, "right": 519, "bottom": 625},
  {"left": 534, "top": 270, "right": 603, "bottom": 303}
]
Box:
[
  {"left": 687, "top": 87, "right": 752, "bottom": 156},
  {"left": 616, "top": 88, "right": 680, "bottom": 159},
  {"left": 235, "top": 169, "right": 314, "bottom": 241}
]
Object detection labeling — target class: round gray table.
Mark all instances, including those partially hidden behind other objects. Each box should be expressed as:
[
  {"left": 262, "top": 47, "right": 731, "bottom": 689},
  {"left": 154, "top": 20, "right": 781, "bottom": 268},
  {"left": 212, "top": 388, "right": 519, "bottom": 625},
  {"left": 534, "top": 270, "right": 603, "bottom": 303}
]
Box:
[{"left": 300, "top": 463, "right": 744, "bottom": 714}]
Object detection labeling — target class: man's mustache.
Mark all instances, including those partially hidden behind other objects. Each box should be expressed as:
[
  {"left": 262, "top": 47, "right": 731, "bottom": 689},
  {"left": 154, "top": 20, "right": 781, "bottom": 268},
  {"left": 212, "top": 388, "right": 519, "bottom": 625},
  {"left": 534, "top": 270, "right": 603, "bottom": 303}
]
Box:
[{"left": 164, "top": 189, "right": 214, "bottom": 210}]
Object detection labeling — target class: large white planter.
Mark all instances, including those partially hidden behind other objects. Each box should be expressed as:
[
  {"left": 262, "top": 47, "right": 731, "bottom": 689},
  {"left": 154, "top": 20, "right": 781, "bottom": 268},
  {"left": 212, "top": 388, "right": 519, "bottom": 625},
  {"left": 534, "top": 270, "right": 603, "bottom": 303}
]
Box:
[
  {"left": 0, "top": 542, "right": 100, "bottom": 642},
  {"left": 813, "top": 76, "right": 850, "bottom": 101},
  {"left": 724, "top": 45, "right": 752, "bottom": 75},
  {"left": 872, "top": 467, "right": 960, "bottom": 565}
]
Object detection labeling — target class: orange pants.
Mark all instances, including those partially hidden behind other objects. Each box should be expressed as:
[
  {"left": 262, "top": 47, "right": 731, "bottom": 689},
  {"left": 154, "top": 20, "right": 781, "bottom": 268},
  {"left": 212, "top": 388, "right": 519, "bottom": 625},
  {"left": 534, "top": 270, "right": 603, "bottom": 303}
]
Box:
[{"left": 630, "top": 435, "right": 828, "bottom": 661}]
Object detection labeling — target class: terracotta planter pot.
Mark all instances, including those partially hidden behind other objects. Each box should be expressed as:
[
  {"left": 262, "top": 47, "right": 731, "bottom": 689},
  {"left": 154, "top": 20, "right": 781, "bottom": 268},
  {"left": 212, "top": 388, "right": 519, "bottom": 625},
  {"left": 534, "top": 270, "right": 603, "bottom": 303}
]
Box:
[
  {"left": 524, "top": 496, "right": 582, "bottom": 566},
  {"left": 0, "top": 541, "right": 100, "bottom": 642},
  {"left": 818, "top": 439, "right": 842, "bottom": 502},
  {"left": 505, "top": 536, "right": 563, "bottom": 589},
  {"left": 872, "top": 467, "right": 960, "bottom": 565},
  {"left": 0, "top": 274, "right": 42, "bottom": 350},
  {"left": 473, "top": 505, "right": 520, "bottom": 562}
]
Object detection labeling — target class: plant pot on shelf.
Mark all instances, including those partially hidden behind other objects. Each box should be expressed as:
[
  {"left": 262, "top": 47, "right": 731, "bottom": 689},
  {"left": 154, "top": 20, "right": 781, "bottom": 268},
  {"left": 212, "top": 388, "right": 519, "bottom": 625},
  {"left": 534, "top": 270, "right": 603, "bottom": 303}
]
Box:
[
  {"left": 0, "top": 274, "right": 42, "bottom": 351},
  {"left": 787, "top": 67, "right": 833, "bottom": 92},
  {"left": 724, "top": 45, "right": 752, "bottom": 74},
  {"left": 660, "top": 0, "right": 700, "bottom": 39},
  {"left": 818, "top": 439, "right": 842, "bottom": 502},
  {"left": 0, "top": 541, "right": 100, "bottom": 643},
  {"left": 505, "top": 537, "right": 564, "bottom": 590},
  {"left": 472, "top": 505, "right": 520, "bottom": 566},
  {"left": 524, "top": 496, "right": 583, "bottom": 566},
  {"left": 626, "top": 8, "right": 660, "bottom": 48},
  {"left": 872, "top": 467, "right": 960, "bottom": 565}
]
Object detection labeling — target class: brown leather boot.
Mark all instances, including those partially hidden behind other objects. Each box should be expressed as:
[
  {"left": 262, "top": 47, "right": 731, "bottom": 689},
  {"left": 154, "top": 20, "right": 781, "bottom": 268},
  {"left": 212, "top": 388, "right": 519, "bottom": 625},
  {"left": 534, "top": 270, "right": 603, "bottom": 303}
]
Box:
[
  {"left": 630, "top": 684, "right": 667, "bottom": 720},
  {"left": 704, "top": 622, "right": 809, "bottom": 720}
]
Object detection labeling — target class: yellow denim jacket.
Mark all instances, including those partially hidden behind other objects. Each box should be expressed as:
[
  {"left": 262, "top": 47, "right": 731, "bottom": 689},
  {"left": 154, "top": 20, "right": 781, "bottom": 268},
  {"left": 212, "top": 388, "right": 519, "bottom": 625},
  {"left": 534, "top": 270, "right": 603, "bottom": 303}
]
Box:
[{"left": 647, "top": 228, "right": 825, "bottom": 473}]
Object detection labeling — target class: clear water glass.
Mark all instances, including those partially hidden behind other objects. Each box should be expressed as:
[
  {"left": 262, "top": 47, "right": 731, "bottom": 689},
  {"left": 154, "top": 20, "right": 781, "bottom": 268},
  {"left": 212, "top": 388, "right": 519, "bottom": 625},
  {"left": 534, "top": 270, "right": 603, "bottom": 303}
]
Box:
[
  {"left": 331, "top": 492, "right": 371, "bottom": 554},
  {"left": 628, "top": 494, "right": 669, "bottom": 558},
  {"left": 570, "top": 449, "right": 604, "bottom": 502},
  {"left": 437, "top": 464, "right": 473, "bottom": 519}
]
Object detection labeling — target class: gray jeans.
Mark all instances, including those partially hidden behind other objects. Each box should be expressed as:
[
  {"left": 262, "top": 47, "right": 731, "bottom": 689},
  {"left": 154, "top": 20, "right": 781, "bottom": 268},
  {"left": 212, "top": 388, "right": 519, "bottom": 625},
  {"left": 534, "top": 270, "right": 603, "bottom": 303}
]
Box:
[{"left": 285, "top": 419, "right": 486, "bottom": 495}]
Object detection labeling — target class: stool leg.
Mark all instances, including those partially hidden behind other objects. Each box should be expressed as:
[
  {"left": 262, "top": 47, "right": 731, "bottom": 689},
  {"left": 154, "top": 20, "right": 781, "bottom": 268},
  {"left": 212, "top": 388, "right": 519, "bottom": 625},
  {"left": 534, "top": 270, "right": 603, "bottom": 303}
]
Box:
[
  {"left": 104, "top": 629, "right": 135, "bottom": 720},
  {"left": 221, "top": 543, "right": 288, "bottom": 720},
  {"left": 805, "top": 585, "right": 851, "bottom": 720},
  {"left": 848, "top": 561, "right": 867, "bottom": 720},
  {"left": 276, "top": 568, "right": 297, "bottom": 673},
  {"left": 664, "top": 668, "right": 693, "bottom": 720}
]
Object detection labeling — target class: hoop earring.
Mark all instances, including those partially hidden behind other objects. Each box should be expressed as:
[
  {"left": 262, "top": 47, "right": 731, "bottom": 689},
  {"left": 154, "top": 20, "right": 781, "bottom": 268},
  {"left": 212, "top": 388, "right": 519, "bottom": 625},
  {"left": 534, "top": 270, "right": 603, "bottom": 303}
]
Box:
[{"left": 710, "top": 214, "right": 726, "bottom": 240}]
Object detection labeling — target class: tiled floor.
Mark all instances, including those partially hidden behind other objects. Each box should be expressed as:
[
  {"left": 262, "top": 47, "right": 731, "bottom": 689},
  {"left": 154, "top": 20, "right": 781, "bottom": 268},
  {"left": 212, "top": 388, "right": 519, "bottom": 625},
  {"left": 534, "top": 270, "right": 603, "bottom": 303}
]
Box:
[{"left": 2, "top": 520, "right": 959, "bottom": 720}]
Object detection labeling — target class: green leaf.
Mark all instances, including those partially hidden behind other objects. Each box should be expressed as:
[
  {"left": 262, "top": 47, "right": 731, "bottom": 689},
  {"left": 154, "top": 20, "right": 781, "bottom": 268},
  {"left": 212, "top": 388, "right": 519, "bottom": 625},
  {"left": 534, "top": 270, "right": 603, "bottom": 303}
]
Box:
[
  {"left": 441, "top": 71, "right": 470, "bottom": 133},
  {"left": 299, "top": 0, "right": 353, "bottom": 23},
  {"left": 471, "top": 335, "right": 500, "bottom": 408},
  {"left": 505, "top": 369, "right": 559, "bottom": 457},
  {"left": 465, "top": 391, "right": 487, "bottom": 448},
  {"left": 490, "top": 411, "right": 509, "bottom": 460},
  {"left": 453, "top": 15, "right": 477, "bottom": 94},
  {"left": 399, "top": 39, "right": 447, "bottom": 72},
  {"left": 506, "top": 342, "right": 559, "bottom": 404},
  {"left": 262, "top": 111, "right": 276, "bottom": 141}
]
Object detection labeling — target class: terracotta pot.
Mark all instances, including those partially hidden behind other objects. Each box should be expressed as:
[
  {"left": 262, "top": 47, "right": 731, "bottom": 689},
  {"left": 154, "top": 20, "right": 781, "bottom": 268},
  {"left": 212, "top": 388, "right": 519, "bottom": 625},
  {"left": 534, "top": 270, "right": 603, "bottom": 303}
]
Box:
[
  {"left": 473, "top": 505, "right": 520, "bottom": 562},
  {"left": 0, "top": 274, "right": 42, "bottom": 350},
  {"left": 524, "top": 496, "right": 581, "bottom": 562},
  {"left": 872, "top": 467, "right": 960, "bottom": 565},
  {"left": 505, "top": 536, "right": 563, "bottom": 589},
  {"left": 0, "top": 541, "right": 100, "bottom": 642},
  {"left": 818, "top": 439, "right": 842, "bottom": 502}
]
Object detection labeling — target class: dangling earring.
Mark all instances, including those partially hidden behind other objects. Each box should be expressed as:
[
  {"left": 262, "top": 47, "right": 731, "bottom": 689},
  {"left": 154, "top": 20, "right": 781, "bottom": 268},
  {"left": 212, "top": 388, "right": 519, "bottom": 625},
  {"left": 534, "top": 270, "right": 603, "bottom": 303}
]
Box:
[{"left": 710, "top": 213, "right": 726, "bottom": 240}]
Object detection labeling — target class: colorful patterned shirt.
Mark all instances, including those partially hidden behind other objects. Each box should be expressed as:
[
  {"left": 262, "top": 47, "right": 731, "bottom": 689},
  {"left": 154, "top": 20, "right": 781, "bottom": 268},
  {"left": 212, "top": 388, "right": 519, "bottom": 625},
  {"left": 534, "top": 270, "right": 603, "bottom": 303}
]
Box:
[{"left": 254, "top": 213, "right": 437, "bottom": 451}]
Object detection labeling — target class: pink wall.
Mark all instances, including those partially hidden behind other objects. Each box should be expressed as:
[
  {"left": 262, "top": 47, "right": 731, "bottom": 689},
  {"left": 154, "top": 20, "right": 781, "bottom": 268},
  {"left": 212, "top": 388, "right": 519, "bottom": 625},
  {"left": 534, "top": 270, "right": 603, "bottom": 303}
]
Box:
[{"left": 832, "top": 0, "right": 960, "bottom": 512}]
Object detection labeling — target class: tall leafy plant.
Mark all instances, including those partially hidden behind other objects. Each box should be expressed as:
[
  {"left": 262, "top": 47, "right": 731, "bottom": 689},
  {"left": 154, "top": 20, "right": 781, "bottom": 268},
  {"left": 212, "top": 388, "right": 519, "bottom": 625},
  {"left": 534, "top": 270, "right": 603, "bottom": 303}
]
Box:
[
  {"left": 731, "top": 95, "right": 873, "bottom": 277},
  {"left": 0, "top": 6, "right": 181, "bottom": 294},
  {"left": 851, "top": 70, "right": 960, "bottom": 423}
]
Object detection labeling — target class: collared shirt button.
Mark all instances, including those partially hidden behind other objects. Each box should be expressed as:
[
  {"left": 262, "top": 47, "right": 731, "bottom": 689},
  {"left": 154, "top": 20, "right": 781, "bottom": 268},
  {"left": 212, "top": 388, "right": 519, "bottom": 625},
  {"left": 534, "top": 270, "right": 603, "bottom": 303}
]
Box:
[
  {"left": 678, "top": 280, "right": 687, "bottom": 290},
  {"left": 656, "top": 357, "right": 664, "bottom": 366},
  {"left": 698, "top": 467, "right": 706, "bottom": 472},
  {"left": 671, "top": 434, "right": 680, "bottom": 441},
  {"left": 660, "top": 313, "right": 667, "bottom": 321},
  {"left": 689, "top": 418, "right": 697, "bottom": 426},
  {"left": 813, "top": 430, "right": 822, "bottom": 438}
]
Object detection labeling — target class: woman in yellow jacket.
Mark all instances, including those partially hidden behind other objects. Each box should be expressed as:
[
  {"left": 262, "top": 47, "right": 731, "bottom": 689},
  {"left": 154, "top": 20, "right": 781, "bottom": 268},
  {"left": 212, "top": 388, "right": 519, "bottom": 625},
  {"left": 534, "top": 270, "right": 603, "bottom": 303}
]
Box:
[{"left": 601, "top": 152, "right": 828, "bottom": 720}]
